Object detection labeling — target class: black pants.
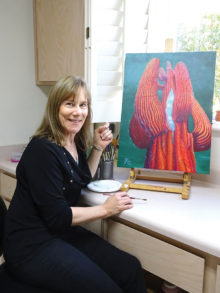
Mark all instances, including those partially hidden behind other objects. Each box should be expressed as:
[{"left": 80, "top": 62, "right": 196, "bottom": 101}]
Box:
[{"left": 8, "top": 226, "right": 146, "bottom": 293}]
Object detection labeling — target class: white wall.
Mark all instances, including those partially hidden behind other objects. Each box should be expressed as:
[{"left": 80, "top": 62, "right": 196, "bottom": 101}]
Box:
[{"left": 0, "top": 0, "right": 48, "bottom": 146}]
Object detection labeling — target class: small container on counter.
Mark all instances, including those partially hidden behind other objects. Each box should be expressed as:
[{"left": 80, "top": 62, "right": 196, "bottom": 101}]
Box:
[
  {"left": 100, "top": 160, "right": 114, "bottom": 180},
  {"left": 11, "top": 152, "right": 22, "bottom": 163}
]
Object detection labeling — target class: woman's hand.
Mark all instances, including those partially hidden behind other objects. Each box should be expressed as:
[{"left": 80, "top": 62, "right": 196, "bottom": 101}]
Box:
[
  {"left": 88, "top": 123, "right": 113, "bottom": 177},
  {"left": 94, "top": 122, "right": 113, "bottom": 150},
  {"left": 70, "top": 192, "right": 133, "bottom": 225},
  {"left": 102, "top": 191, "right": 133, "bottom": 217}
]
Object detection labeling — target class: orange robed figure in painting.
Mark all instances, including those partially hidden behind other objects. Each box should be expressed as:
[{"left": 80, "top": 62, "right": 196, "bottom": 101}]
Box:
[{"left": 129, "top": 58, "right": 211, "bottom": 173}]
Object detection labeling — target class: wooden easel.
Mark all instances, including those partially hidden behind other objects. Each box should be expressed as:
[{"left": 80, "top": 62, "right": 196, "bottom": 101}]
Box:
[
  {"left": 120, "top": 38, "right": 191, "bottom": 200},
  {"left": 120, "top": 168, "right": 191, "bottom": 199}
]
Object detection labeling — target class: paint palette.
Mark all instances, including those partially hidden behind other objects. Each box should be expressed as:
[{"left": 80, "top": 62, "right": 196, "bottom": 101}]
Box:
[{"left": 87, "top": 180, "right": 122, "bottom": 193}]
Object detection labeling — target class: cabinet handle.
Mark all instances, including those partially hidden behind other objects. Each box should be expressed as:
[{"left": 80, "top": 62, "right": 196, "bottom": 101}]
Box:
[{"left": 86, "top": 27, "right": 90, "bottom": 39}]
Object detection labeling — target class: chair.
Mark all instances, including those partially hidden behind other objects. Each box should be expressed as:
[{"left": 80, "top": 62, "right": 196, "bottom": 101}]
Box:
[{"left": 0, "top": 196, "right": 53, "bottom": 293}]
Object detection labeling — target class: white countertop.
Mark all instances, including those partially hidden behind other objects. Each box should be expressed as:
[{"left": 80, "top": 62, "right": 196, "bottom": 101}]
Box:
[
  {"left": 81, "top": 167, "right": 220, "bottom": 258},
  {"left": 0, "top": 160, "right": 17, "bottom": 175},
  {"left": 1, "top": 160, "right": 220, "bottom": 258}
]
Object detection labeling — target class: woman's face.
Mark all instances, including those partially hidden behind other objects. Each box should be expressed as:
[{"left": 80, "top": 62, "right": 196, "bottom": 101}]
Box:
[{"left": 58, "top": 88, "right": 88, "bottom": 137}]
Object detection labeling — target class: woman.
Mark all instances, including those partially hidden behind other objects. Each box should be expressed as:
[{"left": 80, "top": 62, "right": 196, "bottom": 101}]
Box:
[{"left": 3, "top": 76, "right": 146, "bottom": 293}]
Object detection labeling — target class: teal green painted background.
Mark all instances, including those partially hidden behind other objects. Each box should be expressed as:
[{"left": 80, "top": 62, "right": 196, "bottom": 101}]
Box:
[{"left": 118, "top": 52, "right": 216, "bottom": 174}]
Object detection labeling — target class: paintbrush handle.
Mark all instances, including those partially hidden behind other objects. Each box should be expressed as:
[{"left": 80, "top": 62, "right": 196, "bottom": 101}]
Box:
[
  {"left": 102, "top": 193, "right": 147, "bottom": 201},
  {"left": 131, "top": 197, "right": 147, "bottom": 201}
]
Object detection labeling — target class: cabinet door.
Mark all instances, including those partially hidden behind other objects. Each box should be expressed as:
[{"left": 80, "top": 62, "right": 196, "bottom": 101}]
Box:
[
  {"left": 80, "top": 220, "right": 102, "bottom": 237},
  {"left": 34, "top": 0, "right": 85, "bottom": 85},
  {"left": 106, "top": 219, "right": 205, "bottom": 293},
  {"left": 0, "top": 172, "right": 16, "bottom": 202},
  {"left": 216, "top": 265, "right": 220, "bottom": 293}
]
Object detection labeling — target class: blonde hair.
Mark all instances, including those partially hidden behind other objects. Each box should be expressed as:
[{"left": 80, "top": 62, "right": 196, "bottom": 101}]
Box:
[{"left": 33, "top": 76, "right": 92, "bottom": 150}]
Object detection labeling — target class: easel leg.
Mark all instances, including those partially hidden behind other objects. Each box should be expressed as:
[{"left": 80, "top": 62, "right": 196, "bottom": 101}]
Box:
[{"left": 181, "top": 173, "right": 191, "bottom": 200}]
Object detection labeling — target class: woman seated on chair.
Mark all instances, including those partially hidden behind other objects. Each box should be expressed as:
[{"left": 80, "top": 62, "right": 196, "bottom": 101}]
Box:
[{"left": 3, "top": 76, "right": 146, "bottom": 293}]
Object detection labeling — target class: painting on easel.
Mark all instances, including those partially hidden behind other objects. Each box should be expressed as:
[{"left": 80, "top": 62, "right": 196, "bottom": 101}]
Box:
[{"left": 118, "top": 52, "right": 216, "bottom": 174}]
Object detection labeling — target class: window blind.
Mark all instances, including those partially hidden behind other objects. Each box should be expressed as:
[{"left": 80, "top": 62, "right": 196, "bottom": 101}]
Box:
[
  {"left": 88, "top": 0, "right": 150, "bottom": 122},
  {"left": 89, "top": 0, "right": 124, "bottom": 123}
]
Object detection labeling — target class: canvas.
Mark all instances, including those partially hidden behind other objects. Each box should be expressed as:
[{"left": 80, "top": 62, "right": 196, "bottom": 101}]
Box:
[{"left": 118, "top": 52, "right": 216, "bottom": 174}]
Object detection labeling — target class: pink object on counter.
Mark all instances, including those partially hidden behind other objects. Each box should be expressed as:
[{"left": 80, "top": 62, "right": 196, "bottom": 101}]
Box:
[
  {"left": 11, "top": 152, "right": 22, "bottom": 163},
  {"left": 11, "top": 158, "right": 20, "bottom": 163}
]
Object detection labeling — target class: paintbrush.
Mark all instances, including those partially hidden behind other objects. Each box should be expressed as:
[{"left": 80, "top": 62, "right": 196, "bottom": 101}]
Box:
[{"left": 102, "top": 193, "right": 147, "bottom": 201}]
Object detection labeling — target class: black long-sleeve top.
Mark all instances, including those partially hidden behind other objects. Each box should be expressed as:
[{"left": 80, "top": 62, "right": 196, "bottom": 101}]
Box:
[{"left": 3, "top": 137, "right": 92, "bottom": 266}]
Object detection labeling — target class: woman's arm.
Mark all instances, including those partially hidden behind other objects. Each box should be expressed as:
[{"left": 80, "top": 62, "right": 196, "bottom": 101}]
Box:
[
  {"left": 87, "top": 122, "right": 113, "bottom": 177},
  {"left": 23, "top": 138, "right": 73, "bottom": 232},
  {"left": 71, "top": 191, "right": 133, "bottom": 225},
  {"left": 87, "top": 146, "right": 103, "bottom": 177}
]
